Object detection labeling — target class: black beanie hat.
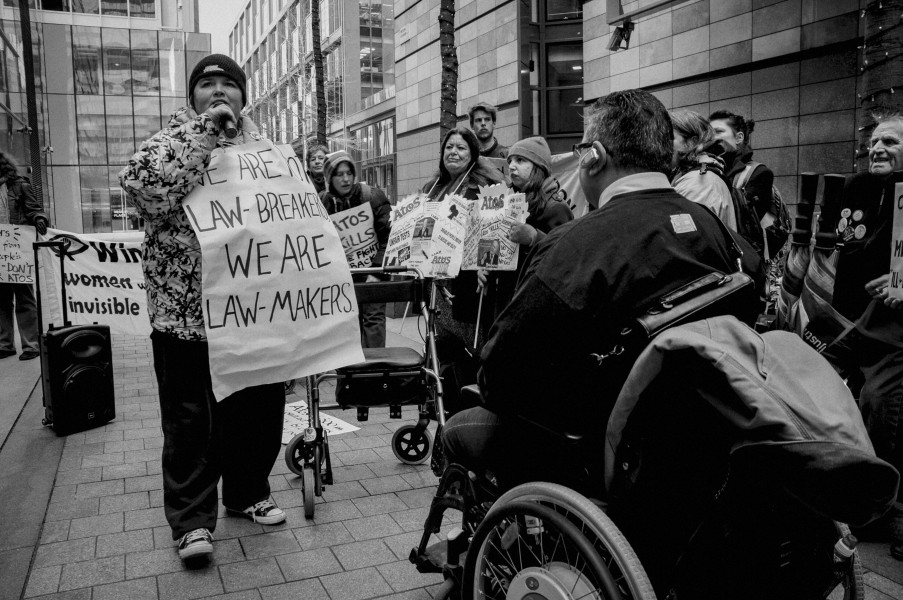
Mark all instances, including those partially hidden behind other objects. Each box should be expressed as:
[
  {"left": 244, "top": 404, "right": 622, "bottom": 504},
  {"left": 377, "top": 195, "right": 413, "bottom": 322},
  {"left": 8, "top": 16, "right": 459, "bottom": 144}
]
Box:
[{"left": 188, "top": 54, "right": 247, "bottom": 109}]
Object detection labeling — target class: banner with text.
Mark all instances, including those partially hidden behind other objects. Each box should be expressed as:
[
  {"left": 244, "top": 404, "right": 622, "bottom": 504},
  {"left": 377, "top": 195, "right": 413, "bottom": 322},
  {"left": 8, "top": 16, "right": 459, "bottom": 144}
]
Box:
[
  {"left": 183, "top": 141, "right": 364, "bottom": 401},
  {"left": 332, "top": 202, "right": 378, "bottom": 268},
  {"left": 889, "top": 182, "right": 903, "bottom": 301},
  {"left": 550, "top": 152, "right": 589, "bottom": 218},
  {"left": 0, "top": 223, "right": 36, "bottom": 284},
  {"left": 383, "top": 193, "right": 466, "bottom": 278},
  {"left": 38, "top": 228, "right": 150, "bottom": 336}
]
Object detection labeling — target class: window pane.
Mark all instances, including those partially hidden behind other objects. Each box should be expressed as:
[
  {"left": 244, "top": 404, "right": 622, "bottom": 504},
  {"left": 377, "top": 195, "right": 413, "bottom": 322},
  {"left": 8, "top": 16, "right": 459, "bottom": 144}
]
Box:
[
  {"left": 106, "top": 95, "right": 134, "bottom": 164},
  {"left": 129, "top": 0, "right": 154, "bottom": 18},
  {"left": 546, "top": 43, "right": 582, "bottom": 87},
  {"left": 80, "top": 165, "right": 111, "bottom": 232},
  {"left": 101, "top": 0, "right": 126, "bottom": 15},
  {"left": 72, "top": 26, "right": 103, "bottom": 94},
  {"left": 546, "top": 88, "right": 582, "bottom": 134},
  {"left": 44, "top": 24, "right": 75, "bottom": 94},
  {"left": 160, "top": 97, "right": 183, "bottom": 126},
  {"left": 546, "top": 0, "right": 580, "bottom": 21},
  {"left": 133, "top": 96, "right": 161, "bottom": 141},
  {"left": 158, "top": 32, "right": 186, "bottom": 96},
  {"left": 102, "top": 28, "right": 131, "bottom": 95},
  {"left": 76, "top": 95, "right": 107, "bottom": 164},
  {"left": 130, "top": 29, "right": 159, "bottom": 95},
  {"left": 72, "top": 0, "right": 100, "bottom": 14},
  {"left": 42, "top": 0, "right": 71, "bottom": 10},
  {"left": 47, "top": 94, "right": 78, "bottom": 164}
]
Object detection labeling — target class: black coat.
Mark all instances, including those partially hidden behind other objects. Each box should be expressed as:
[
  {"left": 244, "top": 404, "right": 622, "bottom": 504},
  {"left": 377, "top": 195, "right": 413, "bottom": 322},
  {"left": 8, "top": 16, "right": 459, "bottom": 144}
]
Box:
[
  {"left": 319, "top": 182, "right": 391, "bottom": 267},
  {"left": 1, "top": 176, "right": 46, "bottom": 226}
]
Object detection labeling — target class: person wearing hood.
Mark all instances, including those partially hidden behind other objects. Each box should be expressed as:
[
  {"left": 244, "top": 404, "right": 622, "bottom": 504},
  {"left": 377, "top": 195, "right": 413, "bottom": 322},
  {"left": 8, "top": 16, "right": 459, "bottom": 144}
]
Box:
[
  {"left": 305, "top": 144, "right": 328, "bottom": 194},
  {"left": 320, "top": 151, "right": 391, "bottom": 348},
  {"left": 669, "top": 109, "right": 737, "bottom": 230},
  {"left": 120, "top": 53, "right": 287, "bottom": 564}
]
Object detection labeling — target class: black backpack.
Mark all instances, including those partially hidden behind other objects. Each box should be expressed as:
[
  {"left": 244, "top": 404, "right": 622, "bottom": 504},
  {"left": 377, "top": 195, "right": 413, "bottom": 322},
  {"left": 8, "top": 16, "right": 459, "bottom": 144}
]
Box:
[
  {"left": 693, "top": 162, "right": 765, "bottom": 257},
  {"left": 733, "top": 162, "right": 791, "bottom": 260}
]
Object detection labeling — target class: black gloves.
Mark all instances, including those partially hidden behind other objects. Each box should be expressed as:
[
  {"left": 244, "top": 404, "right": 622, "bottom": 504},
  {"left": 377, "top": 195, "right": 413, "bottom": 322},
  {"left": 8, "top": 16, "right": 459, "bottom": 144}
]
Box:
[{"left": 35, "top": 217, "right": 48, "bottom": 235}]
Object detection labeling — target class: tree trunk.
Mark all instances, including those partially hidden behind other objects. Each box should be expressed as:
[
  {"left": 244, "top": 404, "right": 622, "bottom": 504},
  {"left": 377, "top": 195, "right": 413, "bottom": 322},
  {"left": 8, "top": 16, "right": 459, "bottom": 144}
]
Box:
[
  {"left": 858, "top": 0, "right": 903, "bottom": 170},
  {"left": 311, "top": 0, "right": 327, "bottom": 146},
  {"left": 18, "top": 0, "right": 43, "bottom": 205},
  {"left": 438, "top": 0, "right": 458, "bottom": 141}
]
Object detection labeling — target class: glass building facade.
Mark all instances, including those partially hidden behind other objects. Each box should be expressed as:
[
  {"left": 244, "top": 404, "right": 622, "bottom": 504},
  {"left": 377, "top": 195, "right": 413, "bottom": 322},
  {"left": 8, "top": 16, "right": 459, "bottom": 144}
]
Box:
[
  {"left": 0, "top": 1, "right": 208, "bottom": 233},
  {"left": 234, "top": 0, "right": 397, "bottom": 200}
]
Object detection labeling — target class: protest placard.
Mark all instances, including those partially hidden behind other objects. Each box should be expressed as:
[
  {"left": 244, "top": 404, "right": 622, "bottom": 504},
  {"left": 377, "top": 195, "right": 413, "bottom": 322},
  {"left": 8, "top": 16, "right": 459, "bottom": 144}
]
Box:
[
  {"left": 183, "top": 140, "right": 364, "bottom": 401},
  {"left": 332, "top": 203, "right": 378, "bottom": 268},
  {"left": 550, "top": 152, "right": 589, "bottom": 217},
  {"left": 38, "top": 228, "right": 151, "bottom": 336},
  {"left": 0, "top": 224, "right": 36, "bottom": 284},
  {"left": 889, "top": 182, "right": 903, "bottom": 301},
  {"left": 461, "top": 183, "right": 528, "bottom": 271}
]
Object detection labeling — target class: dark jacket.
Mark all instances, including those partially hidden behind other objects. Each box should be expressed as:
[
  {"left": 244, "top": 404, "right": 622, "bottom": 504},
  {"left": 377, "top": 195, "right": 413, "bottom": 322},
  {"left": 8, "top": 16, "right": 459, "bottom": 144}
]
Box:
[
  {"left": 422, "top": 160, "right": 505, "bottom": 325},
  {"left": 320, "top": 182, "right": 391, "bottom": 268},
  {"left": 479, "top": 187, "right": 763, "bottom": 440},
  {"left": 1, "top": 176, "right": 46, "bottom": 226},
  {"left": 480, "top": 139, "right": 509, "bottom": 159},
  {"left": 724, "top": 148, "right": 774, "bottom": 218},
  {"left": 307, "top": 170, "right": 326, "bottom": 194}
]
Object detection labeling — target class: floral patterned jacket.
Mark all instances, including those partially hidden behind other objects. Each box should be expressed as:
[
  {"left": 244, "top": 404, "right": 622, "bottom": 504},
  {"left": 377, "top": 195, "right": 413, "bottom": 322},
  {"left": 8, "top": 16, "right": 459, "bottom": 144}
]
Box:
[{"left": 119, "top": 107, "right": 265, "bottom": 341}]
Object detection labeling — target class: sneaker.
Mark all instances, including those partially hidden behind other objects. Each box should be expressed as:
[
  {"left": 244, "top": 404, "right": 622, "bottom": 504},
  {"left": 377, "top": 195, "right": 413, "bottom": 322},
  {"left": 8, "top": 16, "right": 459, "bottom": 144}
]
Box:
[
  {"left": 18, "top": 350, "right": 39, "bottom": 361},
  {"left": 177, "top": 528, "right": 213, "bottom": 561},
  {"left": 228, "top": 499, "right": 286, "bottom": 525}
]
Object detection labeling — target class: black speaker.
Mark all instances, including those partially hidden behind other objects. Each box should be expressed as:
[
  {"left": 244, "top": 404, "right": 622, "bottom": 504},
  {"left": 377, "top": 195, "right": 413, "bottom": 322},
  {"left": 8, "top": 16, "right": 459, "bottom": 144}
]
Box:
[{"left": 40, "top": 324, "right": 115, "bottom": 436}]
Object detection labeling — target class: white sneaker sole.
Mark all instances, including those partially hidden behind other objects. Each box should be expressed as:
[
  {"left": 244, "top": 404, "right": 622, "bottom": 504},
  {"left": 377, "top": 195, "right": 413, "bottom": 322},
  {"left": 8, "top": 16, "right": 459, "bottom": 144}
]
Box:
[{"left": 178, "top": 540, "right": 213, "bottom": 560}]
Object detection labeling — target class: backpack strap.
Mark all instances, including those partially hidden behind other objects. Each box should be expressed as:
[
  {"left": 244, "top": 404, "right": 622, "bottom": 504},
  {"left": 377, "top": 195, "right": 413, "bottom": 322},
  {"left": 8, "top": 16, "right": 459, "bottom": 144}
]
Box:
[{"left": 733, "top": 162, "right": 758, "bottom": 191}]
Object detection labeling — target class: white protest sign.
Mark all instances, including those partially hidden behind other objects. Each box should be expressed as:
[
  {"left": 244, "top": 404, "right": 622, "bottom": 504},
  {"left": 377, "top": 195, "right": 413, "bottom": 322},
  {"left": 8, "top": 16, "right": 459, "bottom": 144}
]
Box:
[
  {"left": 38, "top": 229, "right": 151, "bottom": 336},
  {"left": 332, "top": 203, "right": 378, "bottom": 268},
  {"left": 383, "top": 193, "right": 467, "bottom": 278},
  {"left": 282, "top": 399, "right": 359, "bottom": 443},
  {"left": 0, "top": 224, "right": 36, "bottom": 284},
  {"left": 183, "top": 140, "right": 364, "bottom": 401},
  {"left": 889, "top": 182, "right": 903, "bottom": 301}
]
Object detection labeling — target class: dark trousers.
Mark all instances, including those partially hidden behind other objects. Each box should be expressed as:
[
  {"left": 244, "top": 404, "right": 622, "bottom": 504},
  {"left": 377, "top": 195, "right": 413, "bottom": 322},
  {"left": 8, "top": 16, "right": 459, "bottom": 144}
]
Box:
[
  {"left": 151, "top": 330, "right": 285, "bottom": 539},
  {"left": 360, "top": 301, "right": 386, "bottom": 348},
  {"left": 0, "top": 282, "right": 39, "bottom": 352},
  {"left": 824, "top": 330, "right": 903, "bottom": 502}
]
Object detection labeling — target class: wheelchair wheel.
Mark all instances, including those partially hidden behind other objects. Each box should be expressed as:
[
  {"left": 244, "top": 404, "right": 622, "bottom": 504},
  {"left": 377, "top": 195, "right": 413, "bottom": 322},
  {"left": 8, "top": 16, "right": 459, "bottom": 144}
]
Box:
[
  {"left": 465, "top": 500, "right": 626, "bottom": 600},
  {"left": 284, "top": 433, "right": 310, "bottom": 476},
  {"left": 481, "top": 482, "right": 656, "bottom": 600},
  {"left": 828, "top": 522, "right": 864, "bottom": 600},
  {"left": 392, "top": 425, "right": 433, "bottom": 465},
  {"left": 302, "top": 464, "right": 316, "bottom": 518}
]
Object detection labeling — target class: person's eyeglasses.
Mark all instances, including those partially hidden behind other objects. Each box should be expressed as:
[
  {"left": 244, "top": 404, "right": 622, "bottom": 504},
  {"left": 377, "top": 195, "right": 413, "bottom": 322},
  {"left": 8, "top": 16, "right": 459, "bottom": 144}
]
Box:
[{"left": 573, "top": 142, "right": 594, "bottom": 160}]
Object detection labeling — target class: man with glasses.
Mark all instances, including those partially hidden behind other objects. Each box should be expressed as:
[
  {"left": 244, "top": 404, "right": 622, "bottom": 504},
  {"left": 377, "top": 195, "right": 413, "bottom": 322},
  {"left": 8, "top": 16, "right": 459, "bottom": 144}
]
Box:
[{"left": 441, "top": 89, "right": 763, "bottom": 490}]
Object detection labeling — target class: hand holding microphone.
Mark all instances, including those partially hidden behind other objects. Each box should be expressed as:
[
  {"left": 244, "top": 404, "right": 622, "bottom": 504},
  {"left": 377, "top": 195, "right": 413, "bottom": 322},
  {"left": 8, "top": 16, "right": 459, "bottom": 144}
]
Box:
[{"left": 222, "top": 118, "right": 238, "bottom": 139}]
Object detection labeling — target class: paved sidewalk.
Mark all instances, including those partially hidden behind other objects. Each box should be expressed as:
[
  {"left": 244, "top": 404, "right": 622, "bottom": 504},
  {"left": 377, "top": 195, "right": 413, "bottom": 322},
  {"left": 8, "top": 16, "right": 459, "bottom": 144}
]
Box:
[{"left": 1, "top": 318, "right": 901, "bottom": 599}]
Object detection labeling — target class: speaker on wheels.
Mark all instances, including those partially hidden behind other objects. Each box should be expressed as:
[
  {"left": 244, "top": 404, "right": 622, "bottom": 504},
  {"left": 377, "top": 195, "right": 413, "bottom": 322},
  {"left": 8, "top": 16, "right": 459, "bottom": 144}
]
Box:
[{"left": 40, "top": 324, "right": 115, "bottom": 436}]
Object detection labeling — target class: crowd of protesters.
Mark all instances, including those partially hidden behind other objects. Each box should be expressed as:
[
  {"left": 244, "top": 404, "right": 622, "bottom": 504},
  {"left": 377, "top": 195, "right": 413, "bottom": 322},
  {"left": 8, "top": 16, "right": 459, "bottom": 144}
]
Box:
[{"left": 98, "top": 49, "right": 903, "bottom": 566}]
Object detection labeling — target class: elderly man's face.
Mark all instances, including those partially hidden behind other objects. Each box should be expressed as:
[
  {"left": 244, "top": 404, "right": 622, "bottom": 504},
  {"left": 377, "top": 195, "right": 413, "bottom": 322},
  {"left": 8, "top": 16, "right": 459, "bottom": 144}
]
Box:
[{"left": 869, "top": 120, "right": 903, "bottom": 176}]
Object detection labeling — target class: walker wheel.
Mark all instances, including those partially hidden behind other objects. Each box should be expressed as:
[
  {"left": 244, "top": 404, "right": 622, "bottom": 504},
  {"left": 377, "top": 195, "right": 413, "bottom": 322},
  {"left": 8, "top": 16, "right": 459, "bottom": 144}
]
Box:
[
  {"left": 284, "top": 433, "right": 311, "bottom": 476},
  {"left": 392, "top": 425, "right": 433, "bottom": 465},
  {"left": 302, "top": 465, "right": 316, "bottom": 518}
]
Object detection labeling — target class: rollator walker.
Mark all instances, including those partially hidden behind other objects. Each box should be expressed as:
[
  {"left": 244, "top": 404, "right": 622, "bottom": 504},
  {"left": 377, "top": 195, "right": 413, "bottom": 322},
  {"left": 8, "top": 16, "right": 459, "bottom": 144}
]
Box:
[
  {"left": 409, "top": 268, "right": 900, "bottom": 600},
  {"left": 284, "top": 266, "right": 448, "bottom": 518}
]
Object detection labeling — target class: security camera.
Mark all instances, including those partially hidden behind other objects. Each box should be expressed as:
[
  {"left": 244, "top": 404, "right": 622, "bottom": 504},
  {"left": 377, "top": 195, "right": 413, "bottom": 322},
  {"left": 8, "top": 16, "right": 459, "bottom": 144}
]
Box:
[{"left": 608, "top": 21, "right": 634, "bottom": 52}]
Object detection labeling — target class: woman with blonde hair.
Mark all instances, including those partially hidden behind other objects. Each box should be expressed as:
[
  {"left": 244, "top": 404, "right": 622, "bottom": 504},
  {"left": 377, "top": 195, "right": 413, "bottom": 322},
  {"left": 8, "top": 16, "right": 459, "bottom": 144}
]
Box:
[{"left": 669, "top": 109, "right": 736, "bottom": 230}]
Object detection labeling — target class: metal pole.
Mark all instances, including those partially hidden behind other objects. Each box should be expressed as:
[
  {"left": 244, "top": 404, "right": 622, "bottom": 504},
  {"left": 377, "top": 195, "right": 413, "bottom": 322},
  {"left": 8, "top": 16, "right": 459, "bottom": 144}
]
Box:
[{"left": 17, "top": 0, "right": 43, "bottom": 204}]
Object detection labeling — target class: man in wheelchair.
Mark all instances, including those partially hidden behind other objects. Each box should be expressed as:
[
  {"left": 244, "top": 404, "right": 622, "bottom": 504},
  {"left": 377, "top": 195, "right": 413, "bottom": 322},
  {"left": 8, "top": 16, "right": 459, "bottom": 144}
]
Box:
[{"left": 441, "top": 89, "right": 764, "bottom": 493}]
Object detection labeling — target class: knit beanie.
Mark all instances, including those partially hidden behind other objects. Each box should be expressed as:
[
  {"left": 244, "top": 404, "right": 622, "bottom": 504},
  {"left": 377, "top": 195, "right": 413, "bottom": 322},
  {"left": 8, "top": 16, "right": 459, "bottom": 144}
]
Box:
[
  {"left": 507, "top": 136, "right": 552, "bottom": 177},
  {"left": 188, "top": 54, "right": 247, "bottom": 109},
  {"left": 323, "top": 151, "right": 356, "bottom": 187}
]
